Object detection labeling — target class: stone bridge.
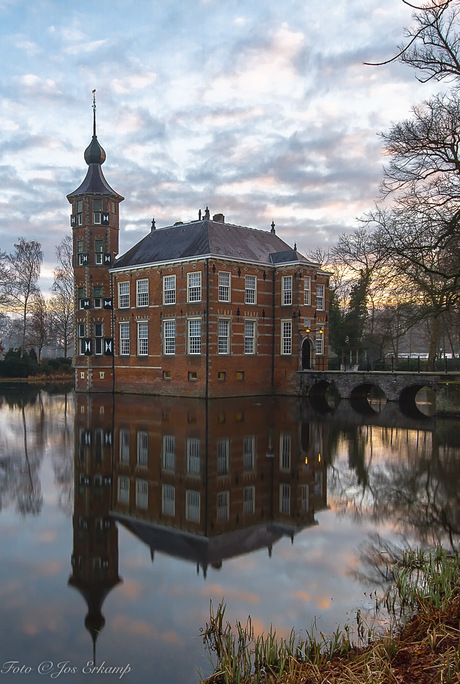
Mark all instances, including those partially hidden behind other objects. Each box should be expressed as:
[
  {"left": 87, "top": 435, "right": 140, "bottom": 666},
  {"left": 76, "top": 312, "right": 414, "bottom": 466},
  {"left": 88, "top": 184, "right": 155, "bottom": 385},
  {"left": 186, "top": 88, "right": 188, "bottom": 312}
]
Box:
[{"left": 297, "top": 370, "right": 460, "bottom": 416}]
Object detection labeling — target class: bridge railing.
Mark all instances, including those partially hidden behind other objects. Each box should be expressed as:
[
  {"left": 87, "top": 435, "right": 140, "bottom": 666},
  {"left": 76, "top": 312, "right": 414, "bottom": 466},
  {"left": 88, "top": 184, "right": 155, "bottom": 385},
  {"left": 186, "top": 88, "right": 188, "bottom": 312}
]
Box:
[{"left": 324, "top": 357, "right": 460, "bottom": 373}]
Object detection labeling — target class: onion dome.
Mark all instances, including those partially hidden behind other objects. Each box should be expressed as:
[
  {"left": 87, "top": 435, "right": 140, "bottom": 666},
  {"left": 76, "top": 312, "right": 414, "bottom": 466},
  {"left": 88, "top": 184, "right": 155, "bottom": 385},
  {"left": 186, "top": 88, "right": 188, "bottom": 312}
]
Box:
[{"left": 84, "top": 135, "right": 106, "bottom": 165}]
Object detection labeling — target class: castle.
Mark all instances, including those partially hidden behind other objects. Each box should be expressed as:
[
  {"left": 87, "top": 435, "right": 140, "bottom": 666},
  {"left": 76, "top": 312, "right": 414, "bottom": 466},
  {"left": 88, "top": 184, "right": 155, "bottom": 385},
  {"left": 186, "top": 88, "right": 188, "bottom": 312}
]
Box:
[{"left": 68, "top": 105, "right": 329, "bottom": 397}]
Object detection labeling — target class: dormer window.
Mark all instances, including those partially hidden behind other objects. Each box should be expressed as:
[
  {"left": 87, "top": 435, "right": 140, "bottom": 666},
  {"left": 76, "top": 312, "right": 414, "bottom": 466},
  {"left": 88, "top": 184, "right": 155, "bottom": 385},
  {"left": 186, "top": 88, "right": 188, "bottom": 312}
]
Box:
[{"left": 93, "top": 199, "right": 102, "bottom": 224}]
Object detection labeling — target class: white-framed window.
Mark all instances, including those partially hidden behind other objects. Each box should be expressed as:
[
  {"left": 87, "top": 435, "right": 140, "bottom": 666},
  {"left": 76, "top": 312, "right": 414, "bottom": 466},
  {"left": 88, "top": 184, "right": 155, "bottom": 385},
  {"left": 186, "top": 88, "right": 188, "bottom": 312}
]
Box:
[
  {"left": 245, "top": 275, "right": 256, "bottom": 304},
  {"left": 188, "top": 318, "right": 201, "bottom": 354},
  {"left": 280, "top": 484, "right": 291, "bottom": 514},
  {"left": 119, "top": 428, "right": 130, "bottom": 463},
  {"left": 282, "top": 276, "right": 292, "bottom": 305},
  {"left": 119, "top": 322, "right": 130, "bottom": 355},
  {"left": 118, "top": 281, "right": 130, "bottom": 308},
  {"left": 217, "top": 319, "right": 230, "bottom": 354},
  {"left": 118, "top": 476, "right": 129, "bottom": 504},
  {"left": 243, "top": 486, "right": 255, "bottom": 515},
  {"left": 94, "top": 285, "right": 103, "bottom": 309},
  {"left": 187, "top": 271, "right": 201, "bottom": 302},
  {"left": 243, "top": 435, "right": 255, "bottom": 470},
  {"left": 315, "top": 329, "right": 324, "bottom": 355},
  {"left": 76, "top": 200, "right": 83, "bottom": 226},
  {"left": 186, "top": 490, "right": 200, "bottom": 522},
  {"left": 162, "top": 435, "right": 175, "bottom": 471},
  {"left": 95, "top": 322, "right": 103, "bottom": 355},
  {"left": 136, "top": 479, "right": 148, "bottom": 509},
  {"left": 281, "top": 320, "right": 292, "bottom": 355},
  {"left": 217, "top": 491, "right": 229, "bottom": 521},
  {"left": 301, "top": 484, "right": 309, "bottom": 513},
  {"left": 187, "top": 438, "right": 201, "bottom": 474},
  {"left": 163, "top": 275, "right": 176, "bottom": 304},
  {"left": 93, "top": 198, "right": 102, "bottom": 225},
  {"left": 95, "top": 239, "right": 103, "bottom": 265},
  {"left": 304, "top": 276, "right": 311, "bottom": 306},
  {"left": 244, "top": 320, "right": 256, "bottom": 354},
  {"left": 137, "top": 321, "right": 148, "bottom": 356},
  {"left": 78, "top": 322, "right": 87, "bottom": 355},
  {"left": 316, "top": 284, "right": 325, "bottom": 311},
  {"left": 280, "top": 433, "right": 291, "bottom": 470},
  {"left": 162, "top": 484, "right": 175, "bottom": 516},
  {"left": 218, "top": 271, "right": 230, "bottom": 302},
  {"left": 137, "top": 431, "right": 148, "bottom": 467},
  {"left": 163, "top": 319, "right": 176, "bottom": 355},
  {"left": 217, "top": 438, "right": 229, "bottom": 475},
  {"left": 136, "top": 279, "right": 149, "bottom": 307}
]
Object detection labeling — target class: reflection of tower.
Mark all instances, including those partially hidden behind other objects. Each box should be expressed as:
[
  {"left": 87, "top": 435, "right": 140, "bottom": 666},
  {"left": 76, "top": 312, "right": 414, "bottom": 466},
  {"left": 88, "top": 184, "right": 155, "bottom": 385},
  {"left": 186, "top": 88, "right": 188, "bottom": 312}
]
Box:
[{"left": 69, "top": 394, "right": 122, "bottom": 663}]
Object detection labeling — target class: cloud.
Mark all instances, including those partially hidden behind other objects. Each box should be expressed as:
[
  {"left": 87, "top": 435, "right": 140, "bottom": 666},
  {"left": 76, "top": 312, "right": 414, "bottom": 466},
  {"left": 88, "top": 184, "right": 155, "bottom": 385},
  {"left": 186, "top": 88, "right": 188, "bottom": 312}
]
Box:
[{"left": 0, "top": 0, "right": 440, "bottom": 293}]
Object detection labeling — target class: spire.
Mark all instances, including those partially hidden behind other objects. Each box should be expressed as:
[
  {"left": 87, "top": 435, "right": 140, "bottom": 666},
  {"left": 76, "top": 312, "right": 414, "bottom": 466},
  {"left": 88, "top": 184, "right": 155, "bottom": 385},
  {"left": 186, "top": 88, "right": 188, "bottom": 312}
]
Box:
[
  {"left": 84, "top": 89, "right": 106, "bottom": 166},
  {"left": 68, "top": 91, "right": 124, "bottom": 201},
  {"left": 92, "top": 89, "right": 97, "bottom": 137}
]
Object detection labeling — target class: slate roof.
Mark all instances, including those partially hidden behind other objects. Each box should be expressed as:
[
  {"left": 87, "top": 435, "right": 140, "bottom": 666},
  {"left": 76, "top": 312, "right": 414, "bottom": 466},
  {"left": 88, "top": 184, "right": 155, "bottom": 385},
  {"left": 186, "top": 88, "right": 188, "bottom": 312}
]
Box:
[
  {"left": 112, "top": 218, "right": 316, "bottom": 270},
  {"left": 67, "top": 163, "right": 124, "bottom": 201},
  {"left": 111, "top": 512, "right": 312, "bottom": 572}
]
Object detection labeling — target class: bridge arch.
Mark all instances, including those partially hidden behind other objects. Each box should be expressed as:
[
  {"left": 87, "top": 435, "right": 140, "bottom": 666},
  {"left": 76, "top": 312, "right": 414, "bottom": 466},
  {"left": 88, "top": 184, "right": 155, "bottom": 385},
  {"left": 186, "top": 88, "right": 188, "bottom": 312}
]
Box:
[
  {"left": 399, "top": 384, "right": 435, "bottom": 417},
  {"left": 307, "top": 379, "right": 339, "bottom": 412},
  {"left": 349, "top": 383, "right": 387, "bottom": 415}
]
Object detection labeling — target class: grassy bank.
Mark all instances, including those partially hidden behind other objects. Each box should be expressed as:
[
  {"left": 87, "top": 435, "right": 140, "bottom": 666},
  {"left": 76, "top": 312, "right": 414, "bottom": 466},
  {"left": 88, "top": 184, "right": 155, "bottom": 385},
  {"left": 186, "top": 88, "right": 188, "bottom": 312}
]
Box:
[{"left": 200, "top": 547, "right": 460, "bottom": 683}]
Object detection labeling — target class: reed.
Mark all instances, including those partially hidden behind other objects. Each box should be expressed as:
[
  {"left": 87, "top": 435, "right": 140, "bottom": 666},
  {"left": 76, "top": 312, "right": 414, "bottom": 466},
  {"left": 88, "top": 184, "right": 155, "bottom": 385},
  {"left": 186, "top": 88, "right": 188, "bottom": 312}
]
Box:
[{"left": 199, "top": 546, "right": 459, "bottom": 683}]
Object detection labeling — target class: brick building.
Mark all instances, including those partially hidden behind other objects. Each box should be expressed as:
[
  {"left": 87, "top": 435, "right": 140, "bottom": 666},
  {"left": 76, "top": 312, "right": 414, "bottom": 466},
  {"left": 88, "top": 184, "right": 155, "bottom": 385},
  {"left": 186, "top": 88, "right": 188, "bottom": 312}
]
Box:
[{"left": 68, "top": 110, "right": 329, "bottom": 397}]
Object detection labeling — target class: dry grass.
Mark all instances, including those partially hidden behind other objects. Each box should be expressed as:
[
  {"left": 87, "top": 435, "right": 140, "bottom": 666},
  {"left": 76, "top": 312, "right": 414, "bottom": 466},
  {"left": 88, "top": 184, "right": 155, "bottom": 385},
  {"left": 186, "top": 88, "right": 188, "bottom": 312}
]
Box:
[
  {"left": 274, "top": 594, "right": 460, "bottom": 683},
  {"left": 200, "top": 548, "right": 460, "bottom": 684}
]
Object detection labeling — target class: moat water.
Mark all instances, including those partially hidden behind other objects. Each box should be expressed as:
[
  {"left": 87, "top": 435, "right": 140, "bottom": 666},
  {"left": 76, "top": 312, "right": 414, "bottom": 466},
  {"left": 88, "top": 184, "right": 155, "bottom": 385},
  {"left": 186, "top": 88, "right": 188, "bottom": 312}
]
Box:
[{"left": 0, "top": 385, "right": 458, "bottom": 683}]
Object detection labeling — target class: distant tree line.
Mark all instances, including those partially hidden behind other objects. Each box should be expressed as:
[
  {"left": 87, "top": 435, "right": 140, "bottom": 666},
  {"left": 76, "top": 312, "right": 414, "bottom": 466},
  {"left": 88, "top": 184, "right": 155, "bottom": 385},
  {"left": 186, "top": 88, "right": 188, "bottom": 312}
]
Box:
[{"left": 0, "top": 235, "right": 74, "bottom": 377}]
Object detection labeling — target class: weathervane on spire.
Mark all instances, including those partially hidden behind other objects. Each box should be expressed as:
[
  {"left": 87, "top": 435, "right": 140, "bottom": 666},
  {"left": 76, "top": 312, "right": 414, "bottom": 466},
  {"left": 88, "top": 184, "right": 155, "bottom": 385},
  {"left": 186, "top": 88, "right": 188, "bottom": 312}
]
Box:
[{"left": 92, "top": 89, "right": 97, "bottom": 137}]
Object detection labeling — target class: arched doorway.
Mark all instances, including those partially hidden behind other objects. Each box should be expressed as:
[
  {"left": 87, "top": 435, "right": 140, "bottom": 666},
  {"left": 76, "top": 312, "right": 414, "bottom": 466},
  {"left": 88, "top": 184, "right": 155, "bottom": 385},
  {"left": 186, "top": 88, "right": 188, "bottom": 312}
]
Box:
[{"left": 301, "top": 338, "right": 313, "bottom": 370}]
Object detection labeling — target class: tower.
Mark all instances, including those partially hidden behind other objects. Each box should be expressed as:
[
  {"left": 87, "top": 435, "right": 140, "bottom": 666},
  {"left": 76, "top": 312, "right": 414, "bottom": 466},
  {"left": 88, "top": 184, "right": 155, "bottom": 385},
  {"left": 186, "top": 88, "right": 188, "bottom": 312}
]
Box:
[{"left": 67, "top": 92, "right": 124, "bottom": 392}]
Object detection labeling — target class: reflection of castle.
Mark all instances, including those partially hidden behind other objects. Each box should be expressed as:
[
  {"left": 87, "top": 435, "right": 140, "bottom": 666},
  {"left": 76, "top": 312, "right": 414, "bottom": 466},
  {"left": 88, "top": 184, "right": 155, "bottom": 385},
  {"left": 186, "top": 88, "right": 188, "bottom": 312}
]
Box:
[
  {"left": 69, "top": 394, "right": 328, "bottom": 652},
  {"left": 110, "top": 394, "right": 328, "bottom": 575}
]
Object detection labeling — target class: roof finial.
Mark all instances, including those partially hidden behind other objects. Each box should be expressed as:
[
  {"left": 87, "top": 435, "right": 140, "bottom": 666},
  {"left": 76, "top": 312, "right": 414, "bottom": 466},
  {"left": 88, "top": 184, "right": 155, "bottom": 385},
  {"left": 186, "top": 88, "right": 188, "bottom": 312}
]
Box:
[
  {"left": 271, "top": 220, "right": 275, "bottom": 234},
  {"left": 151, "top": 217, "right": 156, "bottom": 231},
  {"left": 204, "top": 206, "right": 210, "bottom": 220},
  {"left": 92, "top": 89, "right": 97, "bottom": 137}
]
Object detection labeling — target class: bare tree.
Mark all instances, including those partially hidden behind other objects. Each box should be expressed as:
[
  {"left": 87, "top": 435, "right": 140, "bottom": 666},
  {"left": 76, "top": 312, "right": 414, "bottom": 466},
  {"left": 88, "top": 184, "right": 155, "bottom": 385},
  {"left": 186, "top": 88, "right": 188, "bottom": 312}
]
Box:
[
  {"left": 354, "top": 2, "right": 460, "bottom": 360},
  {"left": 366, "top": 1, "right": 459, "bottom": 83},
  {"left": 50, "top": 236, "right": 74, "bottom": 357},
  {"left": 27, "top": 293, "right": 51, "bottom": 363},
  {"left": 7, "top": 239, "right": 43, "bottom": 355}
]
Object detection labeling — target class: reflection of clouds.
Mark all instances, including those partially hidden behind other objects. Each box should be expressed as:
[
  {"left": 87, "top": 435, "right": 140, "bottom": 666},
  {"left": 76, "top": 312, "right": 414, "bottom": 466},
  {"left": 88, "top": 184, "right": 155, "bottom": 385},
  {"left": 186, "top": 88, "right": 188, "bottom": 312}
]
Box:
[
  {"left": 36, "top": 529, "right": 59, "bottom": 545},
  {"left": 118, "top": 580, "right": 144, "bottom": 601},
  {"left": 111, "top": 615, "right": 181, "bottom": 644},
  {"left": 203, "top": 584, "right": 259, "bottom": 605},
  {"left": 34, "top": 561, "right": 62, "bottom": 576}
]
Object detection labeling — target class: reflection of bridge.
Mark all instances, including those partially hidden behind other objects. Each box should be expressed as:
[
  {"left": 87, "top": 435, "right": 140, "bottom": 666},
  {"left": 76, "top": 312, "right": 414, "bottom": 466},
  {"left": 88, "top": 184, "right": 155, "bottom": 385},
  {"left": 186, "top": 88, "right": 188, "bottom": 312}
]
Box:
[{"left": 298, "top": 370, "right": 460, "bottom": 414}]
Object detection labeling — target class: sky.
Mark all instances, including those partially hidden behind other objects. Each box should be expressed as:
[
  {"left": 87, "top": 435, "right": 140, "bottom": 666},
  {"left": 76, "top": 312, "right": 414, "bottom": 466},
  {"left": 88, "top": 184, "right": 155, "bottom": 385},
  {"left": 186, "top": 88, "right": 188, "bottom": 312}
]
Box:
[{"left": 0, "top": 0, "right": 442, "bottom": 294}]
